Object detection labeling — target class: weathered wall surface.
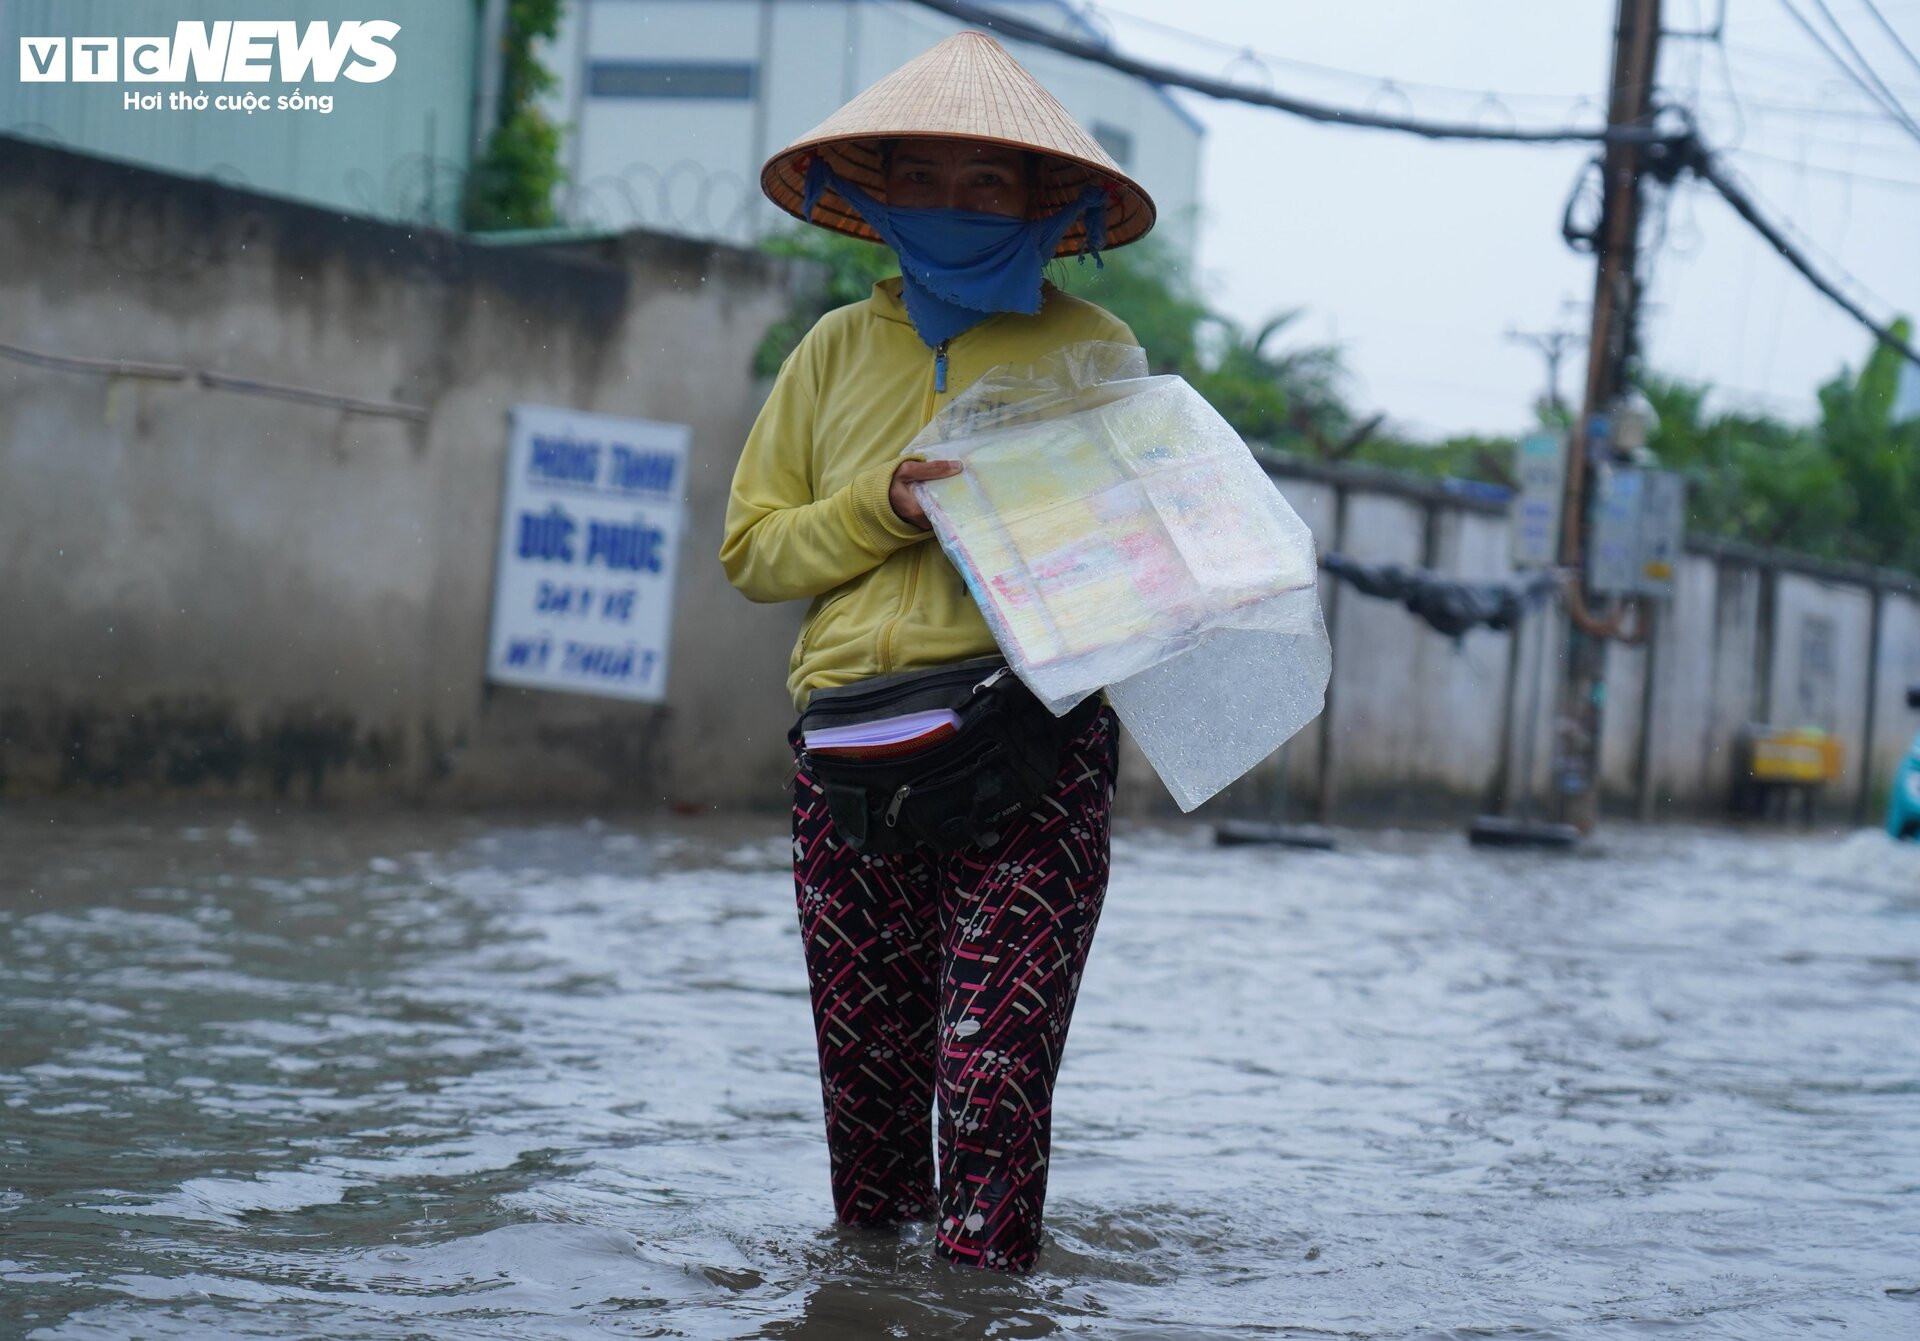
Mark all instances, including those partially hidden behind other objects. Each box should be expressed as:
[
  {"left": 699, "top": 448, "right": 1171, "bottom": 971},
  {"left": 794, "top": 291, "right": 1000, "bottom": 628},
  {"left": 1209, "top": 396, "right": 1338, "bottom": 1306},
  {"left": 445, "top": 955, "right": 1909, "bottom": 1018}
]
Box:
[
  {"left": 0, "top": 136, "right": 803, "bottom": 805},
  {"left": 1204, "top": 462, "right": 1920, "bottom": 827},
  {"left": 5, "top": 136, "right": 1918, "bottom": 820}
]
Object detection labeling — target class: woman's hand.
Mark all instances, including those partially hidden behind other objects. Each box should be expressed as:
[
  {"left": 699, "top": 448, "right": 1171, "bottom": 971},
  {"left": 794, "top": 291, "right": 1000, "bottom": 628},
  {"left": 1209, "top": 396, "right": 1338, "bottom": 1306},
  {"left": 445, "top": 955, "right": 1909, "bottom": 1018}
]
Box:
[{"left": 889, "top": 458, "right": 963, "bottom": 530}]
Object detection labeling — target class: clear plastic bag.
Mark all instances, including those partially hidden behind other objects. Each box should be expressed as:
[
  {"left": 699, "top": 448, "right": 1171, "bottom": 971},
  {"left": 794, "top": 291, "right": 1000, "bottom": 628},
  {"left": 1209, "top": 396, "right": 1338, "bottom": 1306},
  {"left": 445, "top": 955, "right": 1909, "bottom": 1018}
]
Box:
[{"left": 908, "top": 342, "right": 1330, "bottom": 811}]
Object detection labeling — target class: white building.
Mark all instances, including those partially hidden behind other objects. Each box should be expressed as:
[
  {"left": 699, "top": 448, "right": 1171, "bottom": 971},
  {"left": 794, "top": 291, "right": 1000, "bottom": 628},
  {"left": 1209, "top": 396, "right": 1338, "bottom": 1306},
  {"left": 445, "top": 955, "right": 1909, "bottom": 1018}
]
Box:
[{"left": 541, "top": 0, "right": 1203, "bottom": 260}]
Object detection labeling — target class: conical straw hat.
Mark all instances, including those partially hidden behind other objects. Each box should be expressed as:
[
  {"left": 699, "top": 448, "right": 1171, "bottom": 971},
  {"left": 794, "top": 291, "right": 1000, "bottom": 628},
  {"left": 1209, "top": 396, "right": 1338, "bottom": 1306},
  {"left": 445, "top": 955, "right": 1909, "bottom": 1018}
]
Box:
[{"left": 760, "top": 30, "right": 1155, "bottom": 257}]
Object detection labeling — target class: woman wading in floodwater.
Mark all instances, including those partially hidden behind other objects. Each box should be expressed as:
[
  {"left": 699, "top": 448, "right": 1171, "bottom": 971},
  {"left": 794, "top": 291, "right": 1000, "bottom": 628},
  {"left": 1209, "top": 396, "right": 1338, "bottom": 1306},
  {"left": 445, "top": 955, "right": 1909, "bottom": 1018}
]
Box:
[{"left": 719, "top": 32, "right": 1156, "bottom": 1272}]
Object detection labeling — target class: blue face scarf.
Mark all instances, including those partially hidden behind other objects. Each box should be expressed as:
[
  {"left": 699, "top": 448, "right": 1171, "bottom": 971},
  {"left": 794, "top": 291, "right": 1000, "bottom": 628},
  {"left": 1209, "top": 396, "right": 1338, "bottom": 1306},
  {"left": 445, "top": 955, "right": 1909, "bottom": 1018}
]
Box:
[{"left": 802, "top": 156, "right": 1109, "bottom": 351}]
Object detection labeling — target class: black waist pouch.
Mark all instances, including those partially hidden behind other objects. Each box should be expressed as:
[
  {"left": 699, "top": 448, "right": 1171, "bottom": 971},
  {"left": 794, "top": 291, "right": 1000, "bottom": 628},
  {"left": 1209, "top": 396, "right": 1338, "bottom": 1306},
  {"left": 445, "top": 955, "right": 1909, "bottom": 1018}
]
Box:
[{"left": 793, "top": 656, "right": 1102, "bottom": 855}]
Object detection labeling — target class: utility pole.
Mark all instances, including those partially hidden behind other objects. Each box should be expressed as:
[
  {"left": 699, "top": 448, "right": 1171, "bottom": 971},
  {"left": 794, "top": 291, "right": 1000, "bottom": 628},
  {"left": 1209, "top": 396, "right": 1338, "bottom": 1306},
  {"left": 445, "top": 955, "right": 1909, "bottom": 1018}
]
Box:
[
  {"left": 1505, "top": 325, "right": 1585, "bottom": 419},
  {"left": 1553, "top": 0, "right": 1664, "bottom": 834}
]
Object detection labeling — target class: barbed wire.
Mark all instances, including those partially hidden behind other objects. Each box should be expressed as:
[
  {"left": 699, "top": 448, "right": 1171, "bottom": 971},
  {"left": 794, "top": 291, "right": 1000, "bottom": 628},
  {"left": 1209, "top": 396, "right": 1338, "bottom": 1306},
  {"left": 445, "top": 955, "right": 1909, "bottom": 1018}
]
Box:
[
  {"left": 342, "top": 152, "right": 468, "bottom": 228},
  {"left": 338, "top": 150, "right": 760, "bottom": 240},
  {"left": 560, "top": 160, "right": 759, "bottom": 239},
  {"left": 7, "top": 125, "right": 766, "bottom": 273}
]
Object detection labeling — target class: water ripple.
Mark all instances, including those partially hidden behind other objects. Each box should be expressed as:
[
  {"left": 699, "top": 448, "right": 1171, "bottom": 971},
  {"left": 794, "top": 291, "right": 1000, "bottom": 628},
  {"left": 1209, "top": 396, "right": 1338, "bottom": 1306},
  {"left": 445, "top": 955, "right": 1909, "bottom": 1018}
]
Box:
[{"left": 1, "top": 809, "right": 1916, "bottom": 1338}]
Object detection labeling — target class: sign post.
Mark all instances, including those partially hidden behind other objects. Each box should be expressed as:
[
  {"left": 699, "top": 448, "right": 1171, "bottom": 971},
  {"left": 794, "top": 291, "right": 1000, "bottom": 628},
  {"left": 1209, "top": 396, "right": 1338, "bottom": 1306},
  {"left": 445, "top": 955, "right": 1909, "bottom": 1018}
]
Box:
[
  {"left": 1510, "top": 430, "right": 1568, "bottom": 569},
  {"left": 486, "top": 404, "right": 693, "bottom": 703}
]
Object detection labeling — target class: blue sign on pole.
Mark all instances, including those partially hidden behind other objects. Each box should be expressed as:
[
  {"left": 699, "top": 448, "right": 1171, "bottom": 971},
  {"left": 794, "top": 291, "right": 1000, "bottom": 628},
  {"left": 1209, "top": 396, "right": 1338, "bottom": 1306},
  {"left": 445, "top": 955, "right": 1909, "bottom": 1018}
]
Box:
[{"left": 486, "top": 403, "right": 692, "bottom": 703}]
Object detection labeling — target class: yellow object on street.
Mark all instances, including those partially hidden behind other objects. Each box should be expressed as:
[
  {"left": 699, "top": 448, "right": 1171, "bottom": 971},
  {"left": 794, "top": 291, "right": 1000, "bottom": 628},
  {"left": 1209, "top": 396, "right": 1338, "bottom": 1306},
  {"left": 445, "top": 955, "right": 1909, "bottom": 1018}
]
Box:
[{"left": 1745, "top": 727, "right": 1844, "bottom": 784}]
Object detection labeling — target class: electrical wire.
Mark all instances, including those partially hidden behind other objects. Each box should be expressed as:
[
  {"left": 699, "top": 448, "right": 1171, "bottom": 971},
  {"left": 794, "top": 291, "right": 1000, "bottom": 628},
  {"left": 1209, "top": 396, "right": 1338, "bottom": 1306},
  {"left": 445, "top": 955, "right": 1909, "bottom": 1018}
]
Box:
[
  {"left": 1668, "top": 0, "right": 1710, "bottom": 117},
  {"left": 1678, "top": 140, "right": 1920, "bottom": 366},
  {"left": 1703, "top": 19, "right": 1749, "bottom": 148},
  {"left": 1809, "top": 0, "right": 1920, "bottom": 128},
  {"left": 894, "top": 0, "right": 1920, "bottom": 369},
  {"left": 1725, "top": 37, "right": 1920, "bottom": 95},
  {"left": 1688, "top": 95, "right": 1920, "bottom": 166},
  {"left": 1858, "top": 0, "right": 1920, "bottom": 84},
  {"left": 1082, "top": 0, "right": 1595, "bottom": 107},
  {"left": 1732, "top": 142, "right": 1920, "bottom": 188},
  {"left": 1775, "top": 0, "right": 1920, "bottom": 141},
  {"left": 895, "top": 0, "right": 1669, "bottom": 145},
  {"left": 1692, "top": 88, "right": 1920, "bottom": 121}
]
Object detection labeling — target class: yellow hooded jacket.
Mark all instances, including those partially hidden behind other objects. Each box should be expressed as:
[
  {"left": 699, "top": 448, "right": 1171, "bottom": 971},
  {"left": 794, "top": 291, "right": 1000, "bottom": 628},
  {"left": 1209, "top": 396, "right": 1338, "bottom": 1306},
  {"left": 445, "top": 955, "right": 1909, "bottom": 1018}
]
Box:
[{"left": 721, "top": 275, "right": 1137, "bottom": 713}]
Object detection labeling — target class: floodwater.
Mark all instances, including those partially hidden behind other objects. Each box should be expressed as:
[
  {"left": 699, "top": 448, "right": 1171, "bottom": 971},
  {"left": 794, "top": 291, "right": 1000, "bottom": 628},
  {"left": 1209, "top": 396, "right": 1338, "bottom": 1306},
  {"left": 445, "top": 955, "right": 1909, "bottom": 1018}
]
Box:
[{"left": 2, "top": 806, "right": 1917, "bottom": 1340}]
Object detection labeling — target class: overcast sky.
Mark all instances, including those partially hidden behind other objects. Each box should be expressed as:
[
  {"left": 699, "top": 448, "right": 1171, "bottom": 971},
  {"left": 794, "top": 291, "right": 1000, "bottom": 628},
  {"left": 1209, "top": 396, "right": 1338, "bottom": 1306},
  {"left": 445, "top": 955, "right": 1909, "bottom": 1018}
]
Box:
[{"left": 1079, "top": 0, "right": 1920, "bottom": 438}]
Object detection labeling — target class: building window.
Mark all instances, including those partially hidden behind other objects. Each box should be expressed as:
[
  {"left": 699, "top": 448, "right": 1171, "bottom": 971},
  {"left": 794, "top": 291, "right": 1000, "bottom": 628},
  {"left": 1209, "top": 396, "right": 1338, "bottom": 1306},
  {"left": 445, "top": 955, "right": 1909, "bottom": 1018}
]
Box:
[
  {"left": 589, "top": 61, "right": 757, "bottom": 100},
  {"left": 1091, "top": 120, "right": 1134, "bottom": 168}
]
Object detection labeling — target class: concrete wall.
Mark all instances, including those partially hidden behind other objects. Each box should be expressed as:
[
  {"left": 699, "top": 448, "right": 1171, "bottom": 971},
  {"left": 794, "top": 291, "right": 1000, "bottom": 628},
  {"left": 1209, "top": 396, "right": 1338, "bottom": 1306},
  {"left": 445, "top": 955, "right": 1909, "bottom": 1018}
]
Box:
[
  {"left": 5, "top": 134, "right": 1918, "bottom": 820},
  {"left": 1200, "top": 461, "right": 1920, "bottom": 827},
  {"left": 0, "top": 135, "right": 803, "bottom": 805}
]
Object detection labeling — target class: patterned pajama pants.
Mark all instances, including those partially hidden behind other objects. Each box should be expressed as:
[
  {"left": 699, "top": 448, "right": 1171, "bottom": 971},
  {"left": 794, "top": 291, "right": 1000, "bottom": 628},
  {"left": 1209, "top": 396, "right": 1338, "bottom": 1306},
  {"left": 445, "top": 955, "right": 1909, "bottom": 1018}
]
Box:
[{"left": 790, "top": 704, "right": 1118, "bottom": 1272}]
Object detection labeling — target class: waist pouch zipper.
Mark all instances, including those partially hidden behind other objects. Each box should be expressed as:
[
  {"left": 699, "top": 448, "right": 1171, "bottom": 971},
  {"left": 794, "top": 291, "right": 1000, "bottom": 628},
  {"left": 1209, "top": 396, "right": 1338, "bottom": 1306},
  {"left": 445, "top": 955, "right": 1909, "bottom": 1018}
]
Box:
[{"left": 885, "top": 784, "right": 912, "bottom": 828}]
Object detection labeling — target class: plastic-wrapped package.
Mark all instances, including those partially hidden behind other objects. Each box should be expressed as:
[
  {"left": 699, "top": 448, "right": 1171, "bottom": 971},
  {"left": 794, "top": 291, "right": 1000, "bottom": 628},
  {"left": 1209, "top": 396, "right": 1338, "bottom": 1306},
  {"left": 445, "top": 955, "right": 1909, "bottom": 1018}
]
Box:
[{"left": 908, "top": 341, "right": 1330, "bottom": 811}]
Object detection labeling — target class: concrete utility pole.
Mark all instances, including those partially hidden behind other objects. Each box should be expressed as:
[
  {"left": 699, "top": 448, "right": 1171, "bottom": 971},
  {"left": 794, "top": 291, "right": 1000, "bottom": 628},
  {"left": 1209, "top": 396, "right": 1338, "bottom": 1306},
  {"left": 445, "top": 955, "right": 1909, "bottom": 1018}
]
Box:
[
  {"left": 1505, "top": 325, "right": 1585, "bottom": 418},
  {"left": 1554, "top": 0, "right": 1664, "bottom": 833}
]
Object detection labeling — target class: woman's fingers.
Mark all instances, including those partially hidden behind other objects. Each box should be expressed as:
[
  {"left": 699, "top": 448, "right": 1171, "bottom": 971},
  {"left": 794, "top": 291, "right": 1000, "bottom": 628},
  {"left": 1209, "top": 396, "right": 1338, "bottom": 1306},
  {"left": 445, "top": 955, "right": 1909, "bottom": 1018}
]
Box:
[
  {"left": 889, "top": 458, "right": 964, "bottom": 529},
  {"left": 895, "top": 458, "right": 964, "bottom": 483}
]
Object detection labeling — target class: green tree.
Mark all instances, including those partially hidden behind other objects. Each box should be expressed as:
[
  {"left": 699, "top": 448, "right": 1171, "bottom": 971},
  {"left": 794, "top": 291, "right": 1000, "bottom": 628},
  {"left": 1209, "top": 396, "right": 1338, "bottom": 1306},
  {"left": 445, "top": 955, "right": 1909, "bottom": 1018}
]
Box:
[
  {"left": 465, "top": 0, "right": 567, "bottom": 232},
  {"left": 1188, "top": 309, "right": 1349, "bottom": 450},
  {"left": 1055, "top": 238, "right": 1352, "bottom": 453},
  {"left": 1642, "top": 323, "right": 1919, "bottom": 568},
  {"left": 1351, "top": 432, "right": 1519, "bottom": 487},
  {"left": 1045, "top": 233, "right": 1208, "bottom": 374},
  {"left": 1642, "top": 373, "right": 1849, "bottom": 554},
  {"left": 1817, "top": 320, "right": 1920, "bottom": 569},
  {"left": 750, "top": 229, "right": 902, "bottom": 377},
  {"left": 749, "top": 222, "right": 1920, "bottom": 577}
]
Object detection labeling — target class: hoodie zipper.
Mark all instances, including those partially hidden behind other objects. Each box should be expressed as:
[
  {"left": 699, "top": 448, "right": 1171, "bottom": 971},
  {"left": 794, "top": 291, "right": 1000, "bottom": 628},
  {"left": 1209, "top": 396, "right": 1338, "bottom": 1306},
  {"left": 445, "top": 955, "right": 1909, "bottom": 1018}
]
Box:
[{"left": 879, "top": 337, "right": 952, "bottom": 671}]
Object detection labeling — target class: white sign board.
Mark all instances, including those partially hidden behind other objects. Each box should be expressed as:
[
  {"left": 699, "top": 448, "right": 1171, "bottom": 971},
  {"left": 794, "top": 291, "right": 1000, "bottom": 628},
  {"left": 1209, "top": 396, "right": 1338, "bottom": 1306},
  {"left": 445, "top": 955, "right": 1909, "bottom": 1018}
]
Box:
[
  {"left": 1510, "top": 430, "right": 1567, "bottom": 568},
  {"left": 1589, "top": 463, "right": 1643, "bottom": 595},
  {"left": 486, "top": 404, "right": 692, "bottom": 702},
  {"left": 1588, "top": 465, "right": 1686, "bottom": 597},
  {"left": 1636, "top": 468, "right": 1686, "bottom": 596}
]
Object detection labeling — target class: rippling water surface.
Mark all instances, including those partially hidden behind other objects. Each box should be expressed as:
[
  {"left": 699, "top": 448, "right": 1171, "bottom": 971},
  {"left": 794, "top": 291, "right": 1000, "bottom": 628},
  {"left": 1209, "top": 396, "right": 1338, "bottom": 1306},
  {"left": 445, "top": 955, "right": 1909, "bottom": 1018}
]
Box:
[{"left": 2, "top": 806, "right": 1917, "bottom": 1339}]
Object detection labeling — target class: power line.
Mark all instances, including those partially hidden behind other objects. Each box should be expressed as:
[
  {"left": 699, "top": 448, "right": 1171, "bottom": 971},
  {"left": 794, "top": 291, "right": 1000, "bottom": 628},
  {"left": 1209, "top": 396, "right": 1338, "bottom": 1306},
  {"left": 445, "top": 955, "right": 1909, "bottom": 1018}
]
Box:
[
  {"left": 1693, "top": 85, "right": 1920, "bottom": 121},
  {"left": 1858, "top": 0, "right": 1920, "bottom": 84},
  {"left": 1689, "top": 95, "right": 1920, "bottom": 163},
  {"left": 1724, "top": 38, "right": 1920, "bottom": 96},
  {"left": 896, "top": 0, "right": 1920, "bottom": 370},
  {"left": 1809, "top": 0, "right": 1920, "bottom": 127},
  {"left": 1775, "top": 0, "right": 1920, "bottom": 142},
  {"left": 1082, "top": 0, "right": 1594, "bottom": 108},
  {"left": 1677, "top": 140, "right": 1920, "bottom": 366},
  {"left": 1704, "top": 21, "right": 1750, "bottom": 148},
  {"left": 897, "top": 0, "right": 1670, "bottom": 145},
  {"left": 1730, "top": 143, "right": 1920, "bottom": 190}
]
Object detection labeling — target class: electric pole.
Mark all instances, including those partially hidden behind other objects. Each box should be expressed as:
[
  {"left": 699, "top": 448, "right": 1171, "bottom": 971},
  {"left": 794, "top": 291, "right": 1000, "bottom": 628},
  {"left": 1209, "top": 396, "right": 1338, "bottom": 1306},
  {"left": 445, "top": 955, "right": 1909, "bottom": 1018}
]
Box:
[
  {"left": 1505, "top": 325, "right": 1585, "bottom": 418},
  {"left": 1554, "top": 0, "right": 1664, "bottom": 834}
]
